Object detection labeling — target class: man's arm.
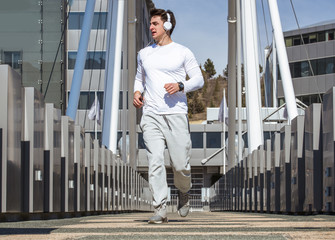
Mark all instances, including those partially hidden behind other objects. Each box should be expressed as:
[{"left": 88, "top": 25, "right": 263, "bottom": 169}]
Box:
[
  {"left": 183, "top": 67, "right": 204, "bottom": 93},
  {"left": 183, "top": 48, "right": 204, "bottom": 93},
  {"left": 133, "top": 53, "right": 145, "bottom": 108}
]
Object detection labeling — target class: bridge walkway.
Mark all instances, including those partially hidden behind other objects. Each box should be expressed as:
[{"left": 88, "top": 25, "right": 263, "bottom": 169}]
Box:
[{"left": 0, "top": 211, "right": 334, "bottom": 239}]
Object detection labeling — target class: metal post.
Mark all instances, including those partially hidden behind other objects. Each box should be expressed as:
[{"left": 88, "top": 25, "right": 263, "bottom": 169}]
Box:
[
  {"left": 45, "top": 103, "right": 54, "bottom": 212},
  {"left": 223, "top": 89, "right": 226, "bottom": 174},
  {"left": 66, "top": 0, "right": 96, "bottom": 120},
  {"left": 128, "top": 0, "right": 137, "bottom": 169},
  {"left": 236, "top": 0, "right": 243, "bottom": 164},
  {"left": 227, "top": 0, "right": 237, "bottom": 171},
  {"left": 84, "top": 133, "right": 91, "bottom": 211},
  {"left": 61, "top": 116, "right": 69, "bottom": 212},
  {"left": 93, "top": 139, "right": 99, "bottom": 211}
]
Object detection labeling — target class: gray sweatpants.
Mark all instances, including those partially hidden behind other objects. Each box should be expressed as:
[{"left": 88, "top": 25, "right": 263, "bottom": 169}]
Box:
[{"left": 140, "top": 112, "right": 192, "bottom": 208}]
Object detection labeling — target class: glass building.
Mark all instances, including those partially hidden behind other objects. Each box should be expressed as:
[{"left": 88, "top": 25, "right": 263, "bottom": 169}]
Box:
[{"left": 0, "top": 0, "right": 66, "bottom": 111}]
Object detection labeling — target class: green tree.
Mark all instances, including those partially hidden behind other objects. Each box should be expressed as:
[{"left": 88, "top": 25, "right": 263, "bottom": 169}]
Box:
[
  {"left": 204, "top": 58, "right": 216, "bottom": 78},
  {"left": 214, "top": 78, "right": 220, "bottom": 93},
  {"left": 200, "top": 66, "right": 208, "bottom": 94}
]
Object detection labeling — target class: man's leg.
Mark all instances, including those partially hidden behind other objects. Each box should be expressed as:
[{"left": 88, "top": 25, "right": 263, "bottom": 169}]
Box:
[
  {"left": 141, "top": 114, "right": 168, "bottom": 209},
  {"left": 164, "top": 114, "right": 192, "bottom": 192},
  {"left": 164, "top": 114, "right": 192, "bottom": 217}
]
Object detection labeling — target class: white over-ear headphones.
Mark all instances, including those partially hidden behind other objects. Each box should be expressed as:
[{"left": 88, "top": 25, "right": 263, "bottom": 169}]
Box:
[{"left": 163, "top": 12, "right": 172, "bottom": 31}]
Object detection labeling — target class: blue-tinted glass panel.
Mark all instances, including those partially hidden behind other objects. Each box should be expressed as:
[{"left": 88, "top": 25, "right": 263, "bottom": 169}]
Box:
[
  {"left": 300, "top": 61, "right": 310, "bottom": 77},
  {"left": 326, "top": 57, "right": 335, "bottom": 74},
  {"left": 68, "top": 51, "right": 105, "bottom": 69},
  {"left": 68, "top": 52, "right": 76, "bottom": 69},
  {"left": 68, "top": 12, "right": 107, "bottom": 29},
  {"left": 191, "top": 132, "right": 203, "bottom": 148},
  {"left": 293, "top": 62, "right": 301, "bottom": 78},
  {"left": 206, "top": 132, "right": 221, "bottom": 148},
  {"left": 97, "top": 92, "right": 104, "bottom": 109},
  {"left": 68, "top": 13, "right": 83, "bottom": 29},
  {"left": 92, "top": 12, "right": 107, "bottom": 29},
  {"left": 317, "top": 58, "right": 326, "bottom": 75},
  {"left": 78, "top": 92, "right": 94, "bottom": 110},
  {"left": 86, "top": 52, "right": 106, "bottom": 69},
  {"left": 4, "top": 51, "right": 21, "bottom": 69},
  {"left": 75, "top": 91, "right": 104, "bottom": 110}
]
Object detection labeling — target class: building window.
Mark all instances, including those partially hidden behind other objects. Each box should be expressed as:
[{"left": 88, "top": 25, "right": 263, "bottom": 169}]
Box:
[
  {"left": 317, "top": 58, "right": 326, "bottom": 75},
  {"left": 76, "top": 91, "right": 104, "bottom": 110},
  {"left": 326, "top": 30, "right": 334, "bottom": 41},
  {"left": 300, "top": 61, "right": 310, "bottom": 77},
  {"left": 297, "top": 94, "right": 322, "bottom": 106},
  {"left": 293, "top": 61, "right": 301, "bottom": 78},
  {"left": 309, "top": 34, "right": 317, "bottom": 43},
  {"left": 68, "top": 51, "right": 105, "bottom": 69},
  {"left": 206, "top": 132, "right": 221, "bottom": 148},
  {"left": 68, "top": 12, "right": 108, "bottom": 30},
  {"left": 4, "top": 51, "right": 21, "bottom": 69},
  {"left": 286, "top": 29, "right": 335, "bottom": 47},
  {"left": 302, "top": 35, "right": 309, "bottom": 44},
  {"left": 326, "top": 57, "right": 334, "bottom": 74},
  {"left": 289, "top": 57, "right": 335, "bottom": 78},
  {"left": 318, "top": 31, "right": 325, "bottom": 42},
  {"left": 285, "top": 38, "right": 292, "bottom": 47},
  {"left": 293, "top": 37, "right": 301, "bottom": 46},
  {"left": 191, "top": 132, "right": 203, "bottom": 148}
]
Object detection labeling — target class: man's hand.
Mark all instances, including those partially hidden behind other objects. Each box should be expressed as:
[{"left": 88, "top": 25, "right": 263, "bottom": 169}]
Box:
[
  {"left": 133, "top": 91, "right": 144, "bottom": 108},
  {"left": 164, "top": 83, "right": 179, "bottom": 95}
]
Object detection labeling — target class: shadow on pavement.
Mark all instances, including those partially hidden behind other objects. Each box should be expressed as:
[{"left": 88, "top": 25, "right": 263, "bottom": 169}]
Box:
[{"left": 0, "top": 228, "right": 56, "bottom": 235}]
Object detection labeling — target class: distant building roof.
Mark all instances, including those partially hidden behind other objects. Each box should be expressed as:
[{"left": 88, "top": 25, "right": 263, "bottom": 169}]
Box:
[
  {"left": 303, "top": 19, "right": 335, "bottom": 28},
  {"left": 284, "top": 19, "right": 335, "bottom": 36}
]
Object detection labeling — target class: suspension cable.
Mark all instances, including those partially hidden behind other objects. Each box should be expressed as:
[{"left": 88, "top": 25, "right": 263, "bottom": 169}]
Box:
[
  {"left": 261, "top": 0, "right": 270, "bottom": 47},
  {"left": 289, "top": 0, "right": 323, "bottom": 103}
]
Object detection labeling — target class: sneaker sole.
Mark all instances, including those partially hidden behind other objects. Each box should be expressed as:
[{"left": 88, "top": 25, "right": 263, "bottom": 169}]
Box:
[
  {"left": 148, "top": 218, "right": 168, "bottom": 224},
  {"left": 178, "top": 209, "right": 189, "bottom": 217}
]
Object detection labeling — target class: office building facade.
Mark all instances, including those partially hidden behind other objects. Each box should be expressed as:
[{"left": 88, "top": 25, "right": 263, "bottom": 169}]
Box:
[{"left": 280, "top": 20, "right": 335, "bottom": 106}]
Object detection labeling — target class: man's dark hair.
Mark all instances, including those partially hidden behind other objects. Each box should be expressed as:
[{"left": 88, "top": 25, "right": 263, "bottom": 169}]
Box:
[{"left": 150, "top": 8, "right": 176, "bottom": 36}]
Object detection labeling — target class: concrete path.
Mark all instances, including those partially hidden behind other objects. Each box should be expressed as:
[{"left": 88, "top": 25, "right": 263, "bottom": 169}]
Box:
[{"left": 0, "top": 211, "right": 334, "bottom": 239}]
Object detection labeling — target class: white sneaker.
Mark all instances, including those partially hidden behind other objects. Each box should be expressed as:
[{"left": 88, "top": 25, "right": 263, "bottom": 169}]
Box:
[
  {"left": 148, "top": 205, "right": 168, "bottom": 224},
  {"left": 178, "top": 191, "right": 190, "bottom": 217}
]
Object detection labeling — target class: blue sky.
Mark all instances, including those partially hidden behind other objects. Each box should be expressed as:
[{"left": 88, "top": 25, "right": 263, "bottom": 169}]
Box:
[{"left": 152, "top": 0, "right": 335, "bottom": 76}]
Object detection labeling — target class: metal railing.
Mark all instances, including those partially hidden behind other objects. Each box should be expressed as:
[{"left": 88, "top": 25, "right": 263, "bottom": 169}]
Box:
[
  {"left": 0, "top": 65, "right": 153, "bottom": 215},
  {"left": 209, "top": 91, "right": 335, "bottom": 214}
]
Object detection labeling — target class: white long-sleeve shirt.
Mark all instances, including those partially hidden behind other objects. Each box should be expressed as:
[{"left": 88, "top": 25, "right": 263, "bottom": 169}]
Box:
[{"left": 134, "top": 42, "right": 204, "bottom": 115}]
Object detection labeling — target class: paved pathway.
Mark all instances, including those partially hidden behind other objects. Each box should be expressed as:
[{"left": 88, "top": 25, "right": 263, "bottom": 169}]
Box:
[{"left": 0, "top": 211, "right": 334, "bottom": 239}]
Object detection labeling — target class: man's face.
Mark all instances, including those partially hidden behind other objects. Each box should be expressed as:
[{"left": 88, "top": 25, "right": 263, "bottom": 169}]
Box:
[{"left": 149, "top": 15, "right": 166, "bottom": 41}]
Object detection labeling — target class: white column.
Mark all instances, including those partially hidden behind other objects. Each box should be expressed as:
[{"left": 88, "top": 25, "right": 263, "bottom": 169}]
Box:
[
  {"left": 102, "top": 0, "right": 125, "bottom": 152},
  {"left": 241, "top": 0, "right": 263, "bottom": 153},
  {"left": 272, "top": 35, "right": 278, "bottom": 107},
  {"left": 268, "top": 0, "right": 298, "bottom": 121}
]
